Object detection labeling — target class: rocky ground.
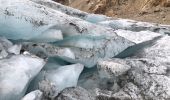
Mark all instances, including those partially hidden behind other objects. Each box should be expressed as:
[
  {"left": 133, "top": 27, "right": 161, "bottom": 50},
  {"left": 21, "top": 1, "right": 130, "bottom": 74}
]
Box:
[{"left": 57, "top": 0, "right": 170, "bottom": 24}]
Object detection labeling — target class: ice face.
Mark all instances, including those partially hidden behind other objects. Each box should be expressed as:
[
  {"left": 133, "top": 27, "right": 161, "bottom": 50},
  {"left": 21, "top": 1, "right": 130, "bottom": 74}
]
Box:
[
  {"left": 28, "top": 63, "right": 84, "bottom": 99},
  {"left": 31, "top": 0, "right": 112, "bottom": 23},
  {"left": 54, "top": 35, "right": 134, "bottom": 68},
  {"left": 22, "top": 90, "right": 43, "bottom": 100},
  {"left": 0, "top": 0, "right": 63, "bottom": 42},
  {"left": 0, "top": 55, "right": 45, "bottom": 100},
  {"left": 0, "top": 0, "right": 116, "bottom": 42}
]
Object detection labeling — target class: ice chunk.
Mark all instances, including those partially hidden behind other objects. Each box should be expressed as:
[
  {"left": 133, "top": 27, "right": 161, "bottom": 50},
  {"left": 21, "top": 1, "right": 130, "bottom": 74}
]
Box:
[
  {"left": 22, "top": 90, "right": 43, "bottom": 100},
  {"left": 57, "top": 48, "right": 75, "bottom": 59},
  {"left": 0, "top": 0, "right": 64, "bottom": 42},
  {"left": 30, "top": 29, "right": 63, "bottom": 42},
  {"left": 29, "top": 64, "right": 84, "bottom": 99},
  {"left": 0, "top": 55, "right": 45, "bottom": 100},
  {"left": 7, "top": 44, "right": 22, "bottom": 55},
  {"left": 0, "top": 0, "right": 116, "bottom": 41},
  {"left": 115, "top": 30, "right": 162, "bottom": 44},
  {"left": 0, "top": 45, "right": 8, "bottom": 59},
  {"left": 21, "top": 42, "right": 75, "bottom": 60},
  {"left": 54, "top": 35, "right": 134, "bottom": 68},
  {"left": 0, "top": 37, "right": 13, "bottom": 49},
  {"left": 0, "top": 37, "right": 14, "bottom": 59}
]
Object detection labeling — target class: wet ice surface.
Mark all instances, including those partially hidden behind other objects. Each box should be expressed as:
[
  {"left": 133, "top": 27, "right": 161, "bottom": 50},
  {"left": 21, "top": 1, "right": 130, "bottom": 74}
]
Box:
[
  {"left": 21, "top": 90, "right": 43, "bottom": 100},
  {"left": 0, "top": 0, "right": 170, "bottom": 100}
]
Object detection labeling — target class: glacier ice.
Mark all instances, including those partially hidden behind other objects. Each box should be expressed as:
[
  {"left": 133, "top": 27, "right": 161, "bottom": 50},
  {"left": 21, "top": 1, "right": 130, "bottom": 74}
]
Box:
[
  {"left": 115, "top": 29, "right": 162, "bottom": 44},
  {"left": 42, "top": 57, "right": 69, "bottom": 70},
  {"left": 22, "top": 90, "right": 43, "bottom": 100},
  {"left": 7, "top": 44, "right": 22, "bottom": 55},
  {"left": 99, "top": 19, "right": 170, "bottom": 34},
  {"left": 0, "top": 37, "right": 21, "bottom": 58},
  {"left": 0, "top": 0, "right": 63, "bottom": 42},
  {"left": 0, "top": 55, "right": 45, "bottom": 100},
  {"left": 21, "top": 35, "right": 134, "bottom": 68},
  {"left": 28, "top": 63, "right": 84, "bottom": 99},
  {"left": 31, "top": 0, "right": 111, "bottom": 23},
  {"left": 85, "top": 14, "right": 110, "bottom": 23},
  {"left": 0, "top": 46, "right": 8, "bottom": 59},
  {"left": 54, "top": 35, "right": 134, "bottom": 68},
  {"left": 31, "top": 0, "right": 88, "bottom": 19},
  {"left": 0, "top": 0, "right": 170, "bottom": 99},
  {"left": 0, "top": 0, "right": 117, "bottom": 41},
  {"left": 0, "top": 37, "right": 13, "bottom": 49},
  {"left": 21, "top": 42, "right": 76, "bottom": 60}
]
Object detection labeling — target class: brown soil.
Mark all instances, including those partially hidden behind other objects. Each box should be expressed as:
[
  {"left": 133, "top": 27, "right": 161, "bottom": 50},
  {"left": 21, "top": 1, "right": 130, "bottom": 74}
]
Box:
[{"left": 54, "top": 0, "right": 170, "bottom": 24}]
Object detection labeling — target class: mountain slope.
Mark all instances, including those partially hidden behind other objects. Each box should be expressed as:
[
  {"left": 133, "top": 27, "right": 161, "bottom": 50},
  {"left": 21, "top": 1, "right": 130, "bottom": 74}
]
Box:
[{"left": 59, "top": 0, "right": 170, "bottom": 24}]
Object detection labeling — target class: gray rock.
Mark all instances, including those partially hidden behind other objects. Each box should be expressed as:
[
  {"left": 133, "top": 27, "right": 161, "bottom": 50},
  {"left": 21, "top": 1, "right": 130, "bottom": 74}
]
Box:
[
  {"left": 85, "top": 36, "right": 170, "bottom": 100},
  {"left": 111, "top": 83, "right": 143, "bottom": 100},
  {"left": 114, "top": 36, "right": 170, "bottom": 100},
  {"left": 97, "top": 58, "right": 131, "bottom": 78},
  {"left": 95, "top": 83, "right": 143, "bottom": 100},
  {"left": 56, "top": 87, "right": 95, "bottom": 100}
]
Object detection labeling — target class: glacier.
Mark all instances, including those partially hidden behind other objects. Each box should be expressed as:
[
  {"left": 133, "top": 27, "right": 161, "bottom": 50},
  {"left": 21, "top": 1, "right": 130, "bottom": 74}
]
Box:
[{"left": 0, "top": 0, "right": 170, "bottom": 100}]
